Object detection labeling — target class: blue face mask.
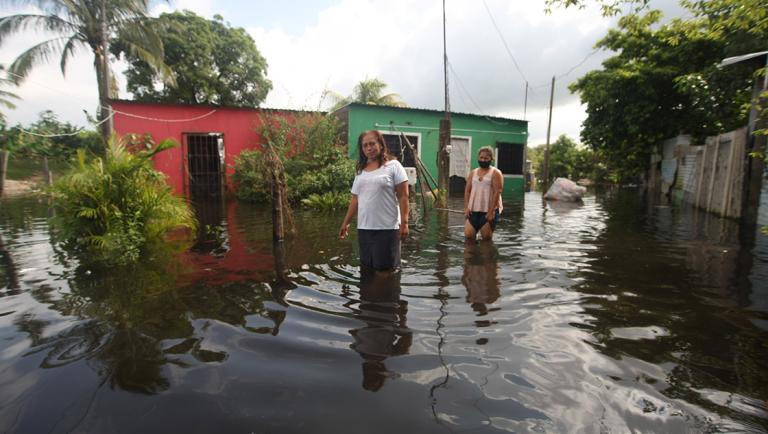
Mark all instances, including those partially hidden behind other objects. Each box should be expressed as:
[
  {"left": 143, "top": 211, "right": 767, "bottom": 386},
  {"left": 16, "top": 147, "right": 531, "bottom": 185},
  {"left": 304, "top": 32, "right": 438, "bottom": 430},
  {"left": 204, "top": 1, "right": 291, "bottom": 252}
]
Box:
[{"left": 478, "top": 160, "right": 491, "bottom": 169}]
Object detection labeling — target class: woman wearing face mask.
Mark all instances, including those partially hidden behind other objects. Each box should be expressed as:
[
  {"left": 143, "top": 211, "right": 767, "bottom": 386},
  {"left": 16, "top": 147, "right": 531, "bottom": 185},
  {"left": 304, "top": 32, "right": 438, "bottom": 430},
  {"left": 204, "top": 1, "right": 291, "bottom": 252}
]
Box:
[
  {"left": 464, "top": 146, "right": 503, "bottom": 241},
  {"left": 339, "top": 130, "right": 409, "bottom": 271}
]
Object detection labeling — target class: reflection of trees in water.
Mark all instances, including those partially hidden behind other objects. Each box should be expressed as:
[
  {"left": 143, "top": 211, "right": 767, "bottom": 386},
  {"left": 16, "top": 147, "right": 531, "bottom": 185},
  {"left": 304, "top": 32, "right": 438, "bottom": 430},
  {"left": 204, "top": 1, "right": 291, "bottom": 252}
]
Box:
[
  {"left": 347, "top": 269, "right": 412, "bottom": 392},
  {"left": 573, "top": 191, "right": 768, "bottom": 428},
  {"left": 14, "top": 253, "right": 288, "bottom": 395},
  {"left": 0, "top": 233, "right": 20, "bottom": 294}
]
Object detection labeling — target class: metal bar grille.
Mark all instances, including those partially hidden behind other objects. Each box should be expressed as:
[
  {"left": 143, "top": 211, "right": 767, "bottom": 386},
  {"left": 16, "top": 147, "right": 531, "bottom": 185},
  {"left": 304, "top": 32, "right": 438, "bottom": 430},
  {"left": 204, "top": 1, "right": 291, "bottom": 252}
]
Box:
[{"left": 186, "top": 133, "right": 223, "bottom": 196}]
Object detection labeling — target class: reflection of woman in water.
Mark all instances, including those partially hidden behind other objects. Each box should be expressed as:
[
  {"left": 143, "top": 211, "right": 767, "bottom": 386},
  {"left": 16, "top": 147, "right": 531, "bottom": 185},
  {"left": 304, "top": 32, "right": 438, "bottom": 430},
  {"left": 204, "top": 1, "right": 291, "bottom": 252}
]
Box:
[
  {"left": 349, "top": 268, "right": 412, "bottom": 391},
  {"left": 462, "top": 242, "right": 501, "bottom": 315}
]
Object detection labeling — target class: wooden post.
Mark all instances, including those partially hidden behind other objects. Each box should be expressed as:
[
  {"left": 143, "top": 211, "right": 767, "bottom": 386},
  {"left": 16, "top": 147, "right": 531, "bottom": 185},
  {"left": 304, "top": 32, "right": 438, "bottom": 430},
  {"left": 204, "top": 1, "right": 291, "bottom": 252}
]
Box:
[
  {"left": 437, "top": 118, "right": 451, "bottom": 207},
  {"left": 0, "top": 150, "right": 8, "bottom": 196},
  {"left": 695, "top": 143, "right": 708, "bottom": 209},
  {"left": 706, "top": 135, "right": 720, "bottom": 214},
  {"left": 271, "top": 169, "right": 284, "bottom": 242},
  {"left": 542, "top": 76, "right": 555, "bottom": 186},
  {"left": 722, "top": 131, "right": 739, "bottom": 217},
  {"left": 42, "top": 156, "right": 53, "bottom": 186}
]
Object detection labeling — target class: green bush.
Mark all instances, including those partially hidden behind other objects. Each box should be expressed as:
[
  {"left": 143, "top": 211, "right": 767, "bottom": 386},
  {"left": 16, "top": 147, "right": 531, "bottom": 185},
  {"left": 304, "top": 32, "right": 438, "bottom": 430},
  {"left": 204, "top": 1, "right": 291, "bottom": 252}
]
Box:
[
  {"left": 51, "top": 134, "right": 196, "bottom": 266},
  {"left": 233, "top": 113, "right": 355, "bottom": 205},
  {"left": 301, "top": 191, "right": 351, "bottom": 211}
]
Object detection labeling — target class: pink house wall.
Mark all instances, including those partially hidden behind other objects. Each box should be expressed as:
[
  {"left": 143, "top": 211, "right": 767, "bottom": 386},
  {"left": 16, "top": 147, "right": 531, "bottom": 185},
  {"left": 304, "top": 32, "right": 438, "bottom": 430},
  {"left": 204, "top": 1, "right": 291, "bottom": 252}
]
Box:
[{"left": 110, "top": 100, "right": 298, "bottom": 195}]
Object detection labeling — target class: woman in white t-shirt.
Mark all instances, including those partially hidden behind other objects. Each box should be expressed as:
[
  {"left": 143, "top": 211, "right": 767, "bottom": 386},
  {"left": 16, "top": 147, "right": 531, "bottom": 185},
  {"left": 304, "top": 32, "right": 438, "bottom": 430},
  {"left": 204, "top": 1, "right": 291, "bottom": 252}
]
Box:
[{"left": 339, "top": 130, "right": 409, "bottom": 271}]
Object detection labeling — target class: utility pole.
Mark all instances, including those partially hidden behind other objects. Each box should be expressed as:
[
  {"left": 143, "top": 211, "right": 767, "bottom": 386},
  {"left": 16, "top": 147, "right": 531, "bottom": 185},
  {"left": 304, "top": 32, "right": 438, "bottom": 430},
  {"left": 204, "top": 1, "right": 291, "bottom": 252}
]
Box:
[
  {"left": 523, "top": 81, "right": 528, "bottom": 120},
  {"left": 542, "top": 76, "right": 555, "bottom": 186},
  {"left": 437, "top": 0, "right": 451, "bottom": 207}
]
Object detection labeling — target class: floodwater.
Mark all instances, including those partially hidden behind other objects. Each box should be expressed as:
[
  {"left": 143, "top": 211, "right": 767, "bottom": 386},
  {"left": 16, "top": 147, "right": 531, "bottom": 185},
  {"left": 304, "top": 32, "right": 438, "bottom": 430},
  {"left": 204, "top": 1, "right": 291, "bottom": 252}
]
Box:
[{"left": 1, "top": 189, "right": 767, "bottom": 433}]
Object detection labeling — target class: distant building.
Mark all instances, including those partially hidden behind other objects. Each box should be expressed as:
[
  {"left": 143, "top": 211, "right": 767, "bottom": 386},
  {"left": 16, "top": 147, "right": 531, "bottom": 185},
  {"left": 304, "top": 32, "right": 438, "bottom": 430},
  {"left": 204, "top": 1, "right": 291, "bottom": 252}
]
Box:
[
  {"left": 333, "top": 103, "right": 529, "bottom": 196},
  {"left": 111, "top": 99, "right": 529, "bottom": 197}
]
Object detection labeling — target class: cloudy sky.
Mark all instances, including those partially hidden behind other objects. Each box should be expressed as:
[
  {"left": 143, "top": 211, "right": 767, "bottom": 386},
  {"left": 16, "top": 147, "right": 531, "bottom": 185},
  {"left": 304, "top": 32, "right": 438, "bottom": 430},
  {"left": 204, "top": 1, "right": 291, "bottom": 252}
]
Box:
[{"left": 0, "top": 0, "right": 684, "bottom": 145}]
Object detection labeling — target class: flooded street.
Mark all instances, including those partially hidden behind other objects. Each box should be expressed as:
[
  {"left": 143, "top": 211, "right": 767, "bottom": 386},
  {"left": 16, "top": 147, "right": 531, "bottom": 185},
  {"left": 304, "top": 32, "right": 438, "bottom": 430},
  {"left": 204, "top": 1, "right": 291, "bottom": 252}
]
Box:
[{"left": 1, "top": 190, "right": 767, "bottom": 433}]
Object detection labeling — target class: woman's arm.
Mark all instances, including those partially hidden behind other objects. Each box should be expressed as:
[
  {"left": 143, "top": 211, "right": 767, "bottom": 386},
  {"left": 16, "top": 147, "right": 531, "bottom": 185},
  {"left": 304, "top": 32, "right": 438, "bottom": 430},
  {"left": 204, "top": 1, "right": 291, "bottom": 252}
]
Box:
[
  {"left": 339, "top": 194, "right": 358, "bottom": 239},
  {"left": 395, "top": 181, "right": 409, "bottom": 240},
  {"left": 487, "top": 169, "right": 503, "bottom": 221},
  {"left": 464, "top": 169, "right": 474, "bottom": 217}
]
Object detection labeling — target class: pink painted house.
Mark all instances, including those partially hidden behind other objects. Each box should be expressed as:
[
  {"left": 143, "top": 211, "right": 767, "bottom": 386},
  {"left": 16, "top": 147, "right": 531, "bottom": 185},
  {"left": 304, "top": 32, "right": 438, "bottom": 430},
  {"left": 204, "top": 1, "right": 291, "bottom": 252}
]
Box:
[{"left": 110, "top": 99, "right": 308, "bottom": 196}]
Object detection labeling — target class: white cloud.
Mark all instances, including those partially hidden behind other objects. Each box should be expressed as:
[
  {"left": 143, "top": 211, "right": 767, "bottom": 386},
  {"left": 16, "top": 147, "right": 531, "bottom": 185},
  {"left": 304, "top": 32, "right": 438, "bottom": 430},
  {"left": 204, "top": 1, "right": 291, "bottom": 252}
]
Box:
[{"left": 1, "top": 0, "right": 685, "bottom": 144}]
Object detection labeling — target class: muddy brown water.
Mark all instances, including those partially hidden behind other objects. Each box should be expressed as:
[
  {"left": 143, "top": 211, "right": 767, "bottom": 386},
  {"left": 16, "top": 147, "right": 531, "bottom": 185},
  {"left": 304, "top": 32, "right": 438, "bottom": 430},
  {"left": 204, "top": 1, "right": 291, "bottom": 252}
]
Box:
[{"left": 1, "top": 190, "right": 767, "bottom": 433}]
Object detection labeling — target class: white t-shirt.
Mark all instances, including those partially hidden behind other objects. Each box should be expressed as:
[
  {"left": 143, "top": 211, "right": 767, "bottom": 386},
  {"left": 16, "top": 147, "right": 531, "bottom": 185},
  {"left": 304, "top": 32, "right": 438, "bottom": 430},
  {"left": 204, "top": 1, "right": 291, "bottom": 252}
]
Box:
[{"left": 351, "top": 159, "right": 408, "bottom": 230}]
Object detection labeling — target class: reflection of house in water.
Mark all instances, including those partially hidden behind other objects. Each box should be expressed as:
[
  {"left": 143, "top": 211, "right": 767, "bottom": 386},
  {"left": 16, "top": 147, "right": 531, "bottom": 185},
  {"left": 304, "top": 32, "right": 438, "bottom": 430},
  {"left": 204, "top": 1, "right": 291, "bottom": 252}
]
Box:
[{"left": 178, "top": 199, "right": 274, "bottom": 286}]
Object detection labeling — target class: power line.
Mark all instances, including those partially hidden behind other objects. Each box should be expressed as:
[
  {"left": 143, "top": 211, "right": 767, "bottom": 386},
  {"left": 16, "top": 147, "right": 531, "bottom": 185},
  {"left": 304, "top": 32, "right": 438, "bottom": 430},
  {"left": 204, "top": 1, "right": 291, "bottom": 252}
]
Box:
[{"left": 482, "top": 0, "right": 528, "bottom": 84}]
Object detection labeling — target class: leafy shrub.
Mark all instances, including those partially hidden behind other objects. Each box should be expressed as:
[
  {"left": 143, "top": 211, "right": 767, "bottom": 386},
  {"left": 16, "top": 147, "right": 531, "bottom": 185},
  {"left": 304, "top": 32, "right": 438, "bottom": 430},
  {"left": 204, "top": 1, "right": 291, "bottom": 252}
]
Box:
[
  {"left": 233, "top": 113, "right": 355, "bottom": 204},
  {"left": 301, "top": 191, "right": 351, "bottom": 211},
  {"left": 51, "top": 134, "right": 196, "bottom": 266}
]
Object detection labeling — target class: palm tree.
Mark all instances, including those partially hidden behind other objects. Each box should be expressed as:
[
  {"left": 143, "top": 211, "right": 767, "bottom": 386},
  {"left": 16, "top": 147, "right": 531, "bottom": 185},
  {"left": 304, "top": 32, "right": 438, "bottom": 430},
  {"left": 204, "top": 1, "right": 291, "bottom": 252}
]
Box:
[
  {"left": 0, "top": 65, "right": 19, "bottom": 123},
  {"left": 0, "top": 0, "right": 173, "bottom": 140},
  {"left": 326, "top": 78, "right": 407, "bottom": 111}
]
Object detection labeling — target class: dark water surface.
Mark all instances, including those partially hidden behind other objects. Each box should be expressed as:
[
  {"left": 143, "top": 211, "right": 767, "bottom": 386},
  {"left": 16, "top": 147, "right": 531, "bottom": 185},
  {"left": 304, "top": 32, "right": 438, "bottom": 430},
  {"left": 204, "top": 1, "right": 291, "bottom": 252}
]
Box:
[{"left": 1, "top": 190, "right": 767, "bottom": 433}]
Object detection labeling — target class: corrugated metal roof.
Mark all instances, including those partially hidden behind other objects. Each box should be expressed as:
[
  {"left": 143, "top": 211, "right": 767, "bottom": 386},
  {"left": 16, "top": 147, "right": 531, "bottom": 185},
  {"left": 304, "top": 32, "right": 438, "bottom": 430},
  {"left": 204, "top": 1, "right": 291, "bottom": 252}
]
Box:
[{"left": 334, "top": 102, "right": 527, "bottom": 124}]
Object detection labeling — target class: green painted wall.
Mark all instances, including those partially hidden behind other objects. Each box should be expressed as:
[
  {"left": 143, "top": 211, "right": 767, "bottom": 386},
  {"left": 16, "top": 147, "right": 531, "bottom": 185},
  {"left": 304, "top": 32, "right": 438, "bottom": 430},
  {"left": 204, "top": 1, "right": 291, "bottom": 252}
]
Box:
[{"left": 342, "top": 103, "right": 528, "bottom": 195}]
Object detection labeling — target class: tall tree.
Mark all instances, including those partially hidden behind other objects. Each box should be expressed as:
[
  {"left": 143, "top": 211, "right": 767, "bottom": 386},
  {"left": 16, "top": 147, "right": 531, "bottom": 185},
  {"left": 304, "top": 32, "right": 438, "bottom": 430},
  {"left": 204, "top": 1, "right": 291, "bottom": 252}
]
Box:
[
  {"left": 327, "top": 78, "right": 407, "bottom": 111},
  {"left": 569, "top": 10, "right": 759, "bottom": 181},
  {"left": 116, "top": 11, "right": 272, "bottom": 107},
  {"left": 0, "top": 0, "right": 172, "bottom": 141}
]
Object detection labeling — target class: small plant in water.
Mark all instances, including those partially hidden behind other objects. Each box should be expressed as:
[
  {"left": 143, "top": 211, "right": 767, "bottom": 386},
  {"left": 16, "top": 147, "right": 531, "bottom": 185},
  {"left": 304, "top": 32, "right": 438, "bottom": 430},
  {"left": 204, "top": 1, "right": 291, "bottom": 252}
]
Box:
[
  {"left": 301, "top": 191, "right": 351, "bottom": 211},
  {"left": 51, "top": 134, "right": 196, "bottom": 266}
]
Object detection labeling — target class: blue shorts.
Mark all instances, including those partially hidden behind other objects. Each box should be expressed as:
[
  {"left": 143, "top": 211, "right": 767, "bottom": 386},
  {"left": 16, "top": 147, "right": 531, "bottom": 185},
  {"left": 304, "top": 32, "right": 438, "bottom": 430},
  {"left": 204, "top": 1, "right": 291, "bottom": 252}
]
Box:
[{"left": 468, "top": 210, "right": 500, "bottom": 233}]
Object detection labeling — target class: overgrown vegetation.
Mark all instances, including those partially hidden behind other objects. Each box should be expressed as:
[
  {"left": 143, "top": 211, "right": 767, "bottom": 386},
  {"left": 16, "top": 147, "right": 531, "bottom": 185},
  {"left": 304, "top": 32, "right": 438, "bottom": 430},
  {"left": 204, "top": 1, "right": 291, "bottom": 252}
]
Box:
[
  {"left": 51, "top": 134, "right": 196, "bottom": 266},
  {"left": 1, "top": 111, "right": 102, "bottom": 159},
  {"left": 233, "top": 113, "right": 355, "bottom": 209},
  {"left": 567, "top": 0, "right": 767, "bottom": 183}
]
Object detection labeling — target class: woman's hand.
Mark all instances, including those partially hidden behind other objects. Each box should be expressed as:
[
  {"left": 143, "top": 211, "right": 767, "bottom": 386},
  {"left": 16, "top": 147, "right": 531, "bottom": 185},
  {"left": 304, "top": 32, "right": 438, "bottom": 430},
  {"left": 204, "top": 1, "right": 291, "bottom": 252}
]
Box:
[
  {"left": 464, "top": 207, "right": 471, "bottom": 218},
  {"left": 339, "top": 223, "right": 349, "bottom": 240},
  {"left": 486, "top": 210, "right": 495, "bottom": 223},
  {"left": 400, "top": 223, "right": 409, "bottom": 240}
]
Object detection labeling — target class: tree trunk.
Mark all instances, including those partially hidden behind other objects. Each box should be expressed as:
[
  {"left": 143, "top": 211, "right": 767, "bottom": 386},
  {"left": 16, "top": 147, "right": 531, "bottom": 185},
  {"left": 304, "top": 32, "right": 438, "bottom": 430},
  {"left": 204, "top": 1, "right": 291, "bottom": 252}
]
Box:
[
  {"left": 96, "top": 0, "right": 113, "bottom": 142},
  {"left": 271, "top": 169, "right": 284, "bottom": 242},
  {"left": 0, "top": 150, "right": 8, "bottom": 197}
]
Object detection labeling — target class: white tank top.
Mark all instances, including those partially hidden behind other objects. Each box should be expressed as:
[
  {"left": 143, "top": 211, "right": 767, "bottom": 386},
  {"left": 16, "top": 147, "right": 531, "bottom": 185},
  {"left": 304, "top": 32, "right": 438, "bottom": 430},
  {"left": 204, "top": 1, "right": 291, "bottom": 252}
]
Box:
[{"left": 468, "top": 168, "right": 503, "bottom": 212}]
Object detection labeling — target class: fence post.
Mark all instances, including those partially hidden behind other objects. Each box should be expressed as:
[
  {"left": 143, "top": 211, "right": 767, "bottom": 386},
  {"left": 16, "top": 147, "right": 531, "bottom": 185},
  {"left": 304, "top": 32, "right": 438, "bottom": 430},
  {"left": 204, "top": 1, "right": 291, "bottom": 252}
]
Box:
[
  {"left": 706, "top": 135, "right": 720, "bottom": 213},
  {"left": 695, "top": 142, "right": 708, "bottom": 210},
  {"left": 722, "top": 131, "right": 738, "bottom": 217}
]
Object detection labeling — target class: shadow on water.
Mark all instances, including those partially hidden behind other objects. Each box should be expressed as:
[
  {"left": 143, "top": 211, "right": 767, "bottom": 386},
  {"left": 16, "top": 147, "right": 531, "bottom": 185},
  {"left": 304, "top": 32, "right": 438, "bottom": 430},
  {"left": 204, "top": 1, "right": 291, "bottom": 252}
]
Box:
[{"left": 0, "top": 188, "right": 767, "bottom": 433}]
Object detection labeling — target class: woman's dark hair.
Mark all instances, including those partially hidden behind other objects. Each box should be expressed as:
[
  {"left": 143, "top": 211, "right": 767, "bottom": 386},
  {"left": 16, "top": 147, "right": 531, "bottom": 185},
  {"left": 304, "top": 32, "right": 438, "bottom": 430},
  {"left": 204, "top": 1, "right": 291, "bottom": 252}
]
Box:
[{"left": 356, "top": 130, "right": 391, "bottom": 173}]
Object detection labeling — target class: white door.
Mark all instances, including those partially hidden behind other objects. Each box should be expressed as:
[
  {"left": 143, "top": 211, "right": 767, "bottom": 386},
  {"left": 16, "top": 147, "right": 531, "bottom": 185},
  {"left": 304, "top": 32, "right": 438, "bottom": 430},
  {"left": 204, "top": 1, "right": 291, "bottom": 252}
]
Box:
[{"left": 449, "top": 137, "right": 471, "bottom": 178}]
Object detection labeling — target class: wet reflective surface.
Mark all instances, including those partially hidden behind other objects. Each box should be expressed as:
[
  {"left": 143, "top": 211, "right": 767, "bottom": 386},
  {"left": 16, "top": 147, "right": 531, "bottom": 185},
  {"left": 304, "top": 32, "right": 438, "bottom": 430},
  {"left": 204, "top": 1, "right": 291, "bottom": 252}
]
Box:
[{"left": 1, "top": 189, "right": 767, "bottom": 433}]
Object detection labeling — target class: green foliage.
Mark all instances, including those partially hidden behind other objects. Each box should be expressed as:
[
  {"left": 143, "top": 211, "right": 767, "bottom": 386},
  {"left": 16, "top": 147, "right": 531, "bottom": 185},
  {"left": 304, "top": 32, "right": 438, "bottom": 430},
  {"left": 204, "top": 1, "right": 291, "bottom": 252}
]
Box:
[
  {"left": 233, "top": 113, "right": 355, "bottom": 203},
  {"left": 51, "top": 134, "right": 196, "bottom": 266},
  {"left": 0, "top": 65, "right": 19, "bottom": 122},
  {"left": 301, "top": 191, "right": 352, "bottom": 211},
  {"left": 545, "top": 0, "right": 650, "bottom": 16},
  {"left": 115, "top": 11, "right": 271, "bottom": 107},
  {"left": 530, "top": 135, "right": 610, "bottom": 184},
  {"left": 1, "top": 111, "right": 103, "bottom": 159},
  {"left": 326, "top": 78, "right": 408, "bottom": 111},
  {"left": 570, "top": 8, "right": 763, "bottom": 183}
]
